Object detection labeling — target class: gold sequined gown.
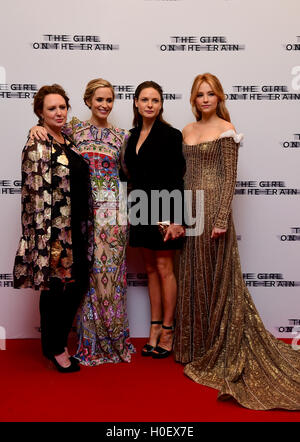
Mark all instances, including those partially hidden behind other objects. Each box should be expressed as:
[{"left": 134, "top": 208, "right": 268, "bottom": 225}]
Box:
[{"left": 174, "top": 131, "right": 300, "bottom": 410}]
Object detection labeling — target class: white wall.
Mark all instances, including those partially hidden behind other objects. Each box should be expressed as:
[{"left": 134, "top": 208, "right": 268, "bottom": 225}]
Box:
[{"left": 0, "top": 0, "right": 299, "bottom": 339}]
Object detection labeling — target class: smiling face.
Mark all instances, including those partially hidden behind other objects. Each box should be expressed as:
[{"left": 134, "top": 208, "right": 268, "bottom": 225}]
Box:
[
  {"left": 135, "top": 87, "right": 162, "bottom": 122},
  {"left": 40, "top": 94, "right": 68, "bottom": 133},
  {"left": 88, "top": 87, "right": 114, "bottom": 124},
  {"left": 195, "top": 81, "right": 219, "bottom": 116}
]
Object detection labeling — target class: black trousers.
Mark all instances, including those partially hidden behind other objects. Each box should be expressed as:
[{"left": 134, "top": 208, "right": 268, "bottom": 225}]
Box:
[{"left": 39, "top": 278, "right": 83, "bottom": 357}]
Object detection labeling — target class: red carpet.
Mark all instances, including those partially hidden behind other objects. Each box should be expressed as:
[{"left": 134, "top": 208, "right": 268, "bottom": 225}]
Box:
[{"left": 1, "top": 337, "right": 300, "bottom": 422}]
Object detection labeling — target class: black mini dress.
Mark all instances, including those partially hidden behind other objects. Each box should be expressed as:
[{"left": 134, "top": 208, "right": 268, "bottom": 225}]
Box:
[{"left": 124, "top": 119, "right": 185, "bottom": 250}]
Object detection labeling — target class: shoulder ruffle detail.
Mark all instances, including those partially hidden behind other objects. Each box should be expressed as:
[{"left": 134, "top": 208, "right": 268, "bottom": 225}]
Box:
[
  {"left": 112, "top": 126, "right": 128, "bottom": 134},
  {"left": 218, "top": 130, "right": 243, "bottom": 143},
  {"left": 109, "top": 126, "right": 130, "bottom": 143},
  {"left": 73, "top": 118, "right": 90, "bottom": 130}
]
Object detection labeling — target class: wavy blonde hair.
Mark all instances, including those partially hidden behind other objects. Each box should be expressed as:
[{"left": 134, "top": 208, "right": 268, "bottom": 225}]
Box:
[
  {"left": 83, "top": 78, "right": 115, "bottom": 108},
  {"left": 190, "top": 73, "right": 231, "bottom": 122}
]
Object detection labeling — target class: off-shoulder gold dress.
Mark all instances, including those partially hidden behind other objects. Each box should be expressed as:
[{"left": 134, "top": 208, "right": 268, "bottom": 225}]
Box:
[{"left": 174, "top": 131, "right": 300, "bottom": 410}]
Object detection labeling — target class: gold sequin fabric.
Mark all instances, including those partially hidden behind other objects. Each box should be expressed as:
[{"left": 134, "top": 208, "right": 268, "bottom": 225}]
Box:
[{"left": 174, "top": 136, "right": 300, "bottom": 410}]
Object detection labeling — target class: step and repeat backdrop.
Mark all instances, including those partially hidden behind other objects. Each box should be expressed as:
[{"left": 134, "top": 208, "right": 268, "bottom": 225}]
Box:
[{"left": 0, "top": 0, "right": 299, "bottom": 340}]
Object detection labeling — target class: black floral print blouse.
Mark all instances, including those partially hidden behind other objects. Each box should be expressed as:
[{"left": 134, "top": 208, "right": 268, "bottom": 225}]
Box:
[{"left": 13, "top": 134, "right": 93, "bottom": 291}]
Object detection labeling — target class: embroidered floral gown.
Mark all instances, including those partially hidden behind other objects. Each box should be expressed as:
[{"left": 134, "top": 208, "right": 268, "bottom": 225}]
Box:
[
  {"left": 174, "top": 130, "right": 300, "bottom": 410},
  {"left": 64, "top": 117, "right": 135, "bottom": 365}
]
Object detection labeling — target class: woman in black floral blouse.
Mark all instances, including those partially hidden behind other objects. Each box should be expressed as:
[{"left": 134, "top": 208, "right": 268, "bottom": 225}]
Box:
[{"left": 13, "top": 84, "right": 92, "bottom": 373}]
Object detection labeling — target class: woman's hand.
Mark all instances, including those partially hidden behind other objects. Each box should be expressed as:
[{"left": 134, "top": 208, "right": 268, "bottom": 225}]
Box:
[
  {"left": 29, "top": 126, "right": 49, "bottom": 142},
  {"left": 211, "top": 226, "right": 227, "bottom": 239},
  {"left": 164, "top": 224, "right": 185, "bottom": 242}
]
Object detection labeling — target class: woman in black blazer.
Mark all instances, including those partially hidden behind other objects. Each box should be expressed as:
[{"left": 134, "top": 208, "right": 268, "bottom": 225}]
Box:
[{"left": 124, "top": 81, "right": 185, "bottom": 358}]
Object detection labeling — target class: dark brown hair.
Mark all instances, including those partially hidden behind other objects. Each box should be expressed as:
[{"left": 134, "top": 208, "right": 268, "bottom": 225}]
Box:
[
  {"left": 33, "top": 84, "right": 70, "bottom": 124},
  {"left": 132, "top": 80, "right": 170, "bottom": 127}
]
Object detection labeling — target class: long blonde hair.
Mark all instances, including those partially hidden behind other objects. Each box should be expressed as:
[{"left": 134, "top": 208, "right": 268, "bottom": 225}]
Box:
[{"left": 190, "top": 73, "right": 231, "bottom": 122}]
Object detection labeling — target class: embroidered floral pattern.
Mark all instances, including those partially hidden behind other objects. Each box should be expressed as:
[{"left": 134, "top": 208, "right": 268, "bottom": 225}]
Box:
[{"left": 63, "top": 118, "right": 135, "bottom": 365}]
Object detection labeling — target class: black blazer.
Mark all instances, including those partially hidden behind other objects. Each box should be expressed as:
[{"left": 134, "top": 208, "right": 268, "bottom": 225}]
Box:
[
  {"left": 125, "top": 119, "right": 185, "bottom": 190},
  {"left": 124, "top": 119, "right": 185, "bottom": 224}
]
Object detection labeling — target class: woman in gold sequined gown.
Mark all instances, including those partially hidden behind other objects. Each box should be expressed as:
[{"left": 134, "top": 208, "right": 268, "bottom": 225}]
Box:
[{"left": 174, "top": 73, "right": 300, "bottom": 410}]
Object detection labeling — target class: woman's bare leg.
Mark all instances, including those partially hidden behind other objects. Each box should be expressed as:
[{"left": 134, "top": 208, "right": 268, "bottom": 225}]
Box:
[
  {"left": 155, "top": 250, "right": 177, "bottom": 351},
  {"left": 142, "top": 248, "right": 163, "bottom": 348}
]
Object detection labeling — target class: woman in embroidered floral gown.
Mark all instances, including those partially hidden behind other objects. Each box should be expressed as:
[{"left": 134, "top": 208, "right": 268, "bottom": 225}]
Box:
[
  {"left": 30, "top": 79, "right": 135, "bottom": 366},
  {"left": 174, "top": 73, "right": 300, "bottom": 410}
]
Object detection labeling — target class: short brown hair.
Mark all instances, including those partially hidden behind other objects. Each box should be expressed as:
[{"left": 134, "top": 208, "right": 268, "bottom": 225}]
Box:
[
  {"left": 83, "top": 78, "right": 115, "bottom": 108},
  {"left": 33, "top": 84, "right": 70, "bottom": 124}
]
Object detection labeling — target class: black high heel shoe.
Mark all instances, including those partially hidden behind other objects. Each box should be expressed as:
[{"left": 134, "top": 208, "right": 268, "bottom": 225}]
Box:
[
  {"left": 49, "top": 355, "right": 80, "bottom": 373},
  {"left": 141, "top": 320, "right": 163, "bottom": 356},
  {"left": 69, "top": 356, "right": 80, "bottom": 364},
  {"left": 64, "top": 347, "right": 80, "bottom": 365},
  {"left": 152, "top": 324, "right": 174, "bottom": 359}
]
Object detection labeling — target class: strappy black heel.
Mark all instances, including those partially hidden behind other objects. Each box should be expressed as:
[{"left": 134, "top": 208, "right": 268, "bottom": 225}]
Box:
[
  {"left": 152, "top": 324, "right": 174, "bottom": 359},
  {"left": 141, "top": 320, "right": 163, "bottom": 356}
]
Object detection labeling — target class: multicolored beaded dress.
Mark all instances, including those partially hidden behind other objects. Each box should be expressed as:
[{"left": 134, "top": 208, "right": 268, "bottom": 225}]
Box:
[
  {"left": 174, "top": 130, "right": 300, "bottom": 410},
  {"left": 64, "top": 117, "right": 135, "bottom": 365}
]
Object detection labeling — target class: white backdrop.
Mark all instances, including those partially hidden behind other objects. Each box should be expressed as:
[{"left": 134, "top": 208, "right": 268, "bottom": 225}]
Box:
[{"left": 0, "top": 0, "right": 299, "bottom": 340}]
